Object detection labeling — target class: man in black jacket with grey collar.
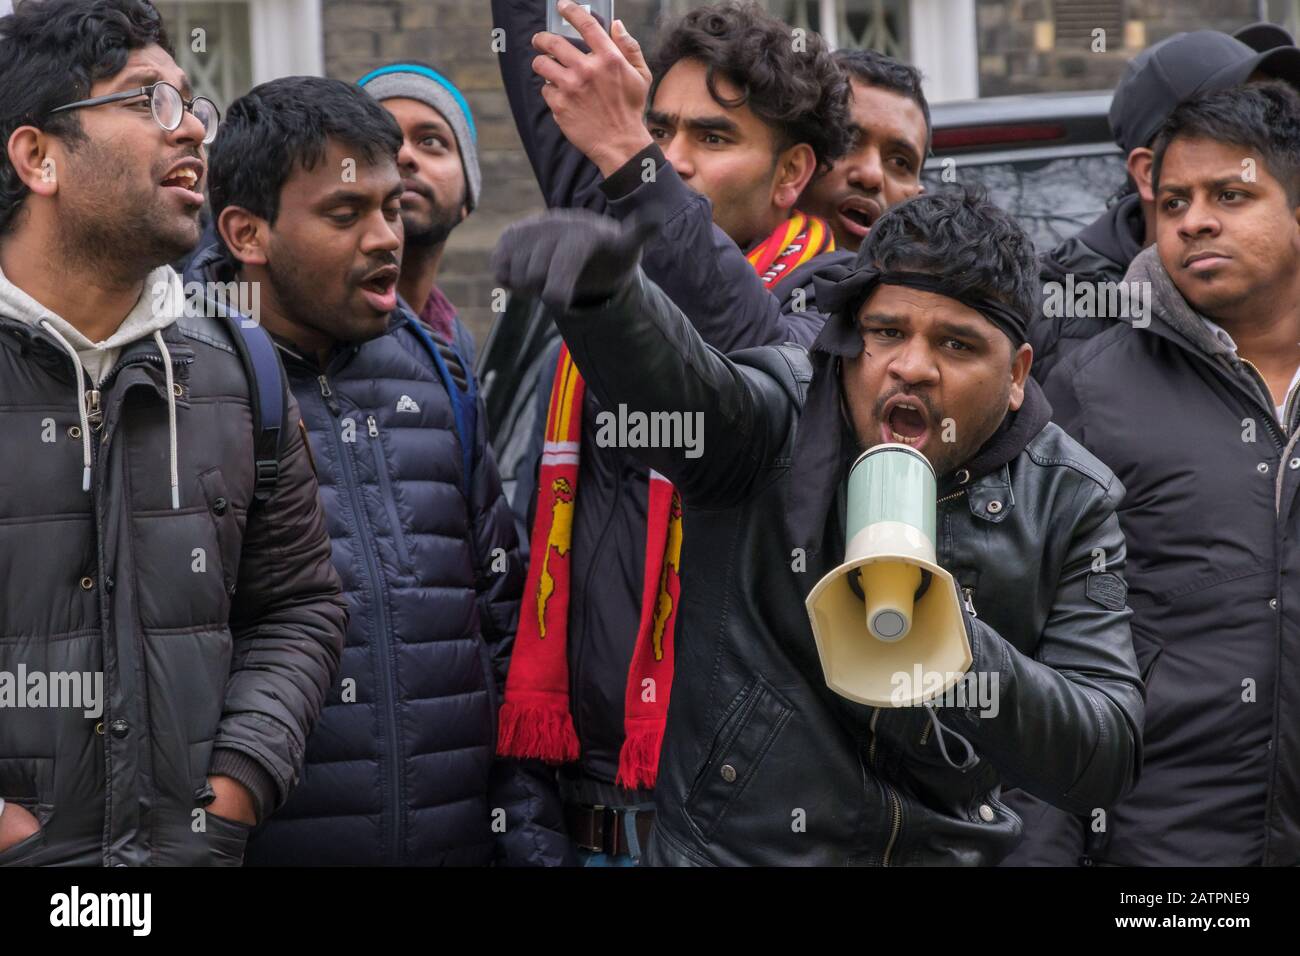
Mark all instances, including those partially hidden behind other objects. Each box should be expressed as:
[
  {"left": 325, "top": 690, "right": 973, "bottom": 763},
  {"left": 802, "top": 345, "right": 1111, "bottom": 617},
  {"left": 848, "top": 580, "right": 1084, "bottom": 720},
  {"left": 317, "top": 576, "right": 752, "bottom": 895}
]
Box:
[
  {"left": 1044, "top": 82, "right": 1300, "bottom": 867},
  {"left": 492, "top": 188, "right": 1143, "bottom": 865}
]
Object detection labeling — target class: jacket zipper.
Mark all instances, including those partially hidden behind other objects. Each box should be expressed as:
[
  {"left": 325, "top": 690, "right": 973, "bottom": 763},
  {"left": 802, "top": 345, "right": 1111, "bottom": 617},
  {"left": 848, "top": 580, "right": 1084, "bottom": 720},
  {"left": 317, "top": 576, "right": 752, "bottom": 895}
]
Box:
[
  {"left": 367, "top": 416, "right": 415, "bottom": 571},
  {"left": 867, "top": 709, "right": 903, "bottom": 865},
  {"left": 318, "top": 374, "right": 404, "bottom": 864},
  {"left": 84, "top": 350, "right": 178, "bottom": 863}
]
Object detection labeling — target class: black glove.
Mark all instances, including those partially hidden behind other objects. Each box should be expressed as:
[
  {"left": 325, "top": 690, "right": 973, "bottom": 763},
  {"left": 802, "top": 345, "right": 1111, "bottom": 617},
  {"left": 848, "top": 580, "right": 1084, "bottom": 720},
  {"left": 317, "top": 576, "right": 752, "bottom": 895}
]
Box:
[{"left": 491, "top": 208, "right": 656, "bottom": 315}]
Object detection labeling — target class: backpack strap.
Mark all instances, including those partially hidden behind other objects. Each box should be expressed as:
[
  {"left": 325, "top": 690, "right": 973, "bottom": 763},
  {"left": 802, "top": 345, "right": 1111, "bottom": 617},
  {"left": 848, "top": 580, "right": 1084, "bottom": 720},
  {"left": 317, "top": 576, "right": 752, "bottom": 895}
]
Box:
[
  {"left": 403, "top": 314, "right": 477, "bottom": 495},
  {"left": 224, "top": 316, "right": 286, "bottom": 507}
]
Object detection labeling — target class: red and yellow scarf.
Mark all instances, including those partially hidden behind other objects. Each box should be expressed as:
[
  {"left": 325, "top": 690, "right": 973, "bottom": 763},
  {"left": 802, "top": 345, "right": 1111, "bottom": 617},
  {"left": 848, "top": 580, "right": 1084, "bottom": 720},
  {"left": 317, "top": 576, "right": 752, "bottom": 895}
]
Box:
[{"left": 496, "top": 212, "right": 834, "bottom": 789}]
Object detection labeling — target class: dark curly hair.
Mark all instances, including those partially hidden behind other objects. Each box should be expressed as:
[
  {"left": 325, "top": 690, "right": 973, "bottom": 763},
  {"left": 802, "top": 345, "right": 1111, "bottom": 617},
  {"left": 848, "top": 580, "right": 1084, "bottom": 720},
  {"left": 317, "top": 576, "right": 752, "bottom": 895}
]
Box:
[
  {"left": 0, "top": 0, "right": 172, "bottom": 237},
  {"left": 647, "top": 0, "right": 852, "bottom": 171},
  {"left": 862, "top": 186, "right": 1039, "bottom": 325}
]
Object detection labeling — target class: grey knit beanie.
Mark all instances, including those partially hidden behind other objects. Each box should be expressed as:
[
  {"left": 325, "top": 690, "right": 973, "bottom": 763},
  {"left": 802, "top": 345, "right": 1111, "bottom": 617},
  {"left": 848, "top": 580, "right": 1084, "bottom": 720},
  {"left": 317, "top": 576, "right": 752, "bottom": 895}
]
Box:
[{"left": 358, "top": 62, "right": 481, "bottom": 212}]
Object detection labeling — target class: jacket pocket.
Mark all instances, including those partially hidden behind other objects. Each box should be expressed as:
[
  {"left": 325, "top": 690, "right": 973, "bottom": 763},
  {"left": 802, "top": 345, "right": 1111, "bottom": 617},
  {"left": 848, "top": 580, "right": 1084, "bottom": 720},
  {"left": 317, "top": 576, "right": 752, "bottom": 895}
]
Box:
[
  {"left": 196, "top": 466, "right": 241, "bottom": 600},
  {"left": 684, "top": 674, "right": 792, "bottom": 844},
  {"left": 0, "top": 802, "right": 53, "bottom": 867},
  {"left": 202, "top": 810, "right": 252, "bottom": 867}
]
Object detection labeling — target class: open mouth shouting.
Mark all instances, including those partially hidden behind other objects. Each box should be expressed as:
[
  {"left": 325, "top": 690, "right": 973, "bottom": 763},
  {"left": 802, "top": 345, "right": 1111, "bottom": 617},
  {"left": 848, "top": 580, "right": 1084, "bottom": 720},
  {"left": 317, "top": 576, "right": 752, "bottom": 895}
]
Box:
[
  {"left": 357, "top": 263, "right": 400, "bottom": 314},
  {"left": 837, "top": 195, "right": 883, "bottom": 241},
  {"left": 880, "top": 393, "right": 932, "bottom": 448},
  {"left": 160, "top": 159, "right": 205, "bottom": 206}
]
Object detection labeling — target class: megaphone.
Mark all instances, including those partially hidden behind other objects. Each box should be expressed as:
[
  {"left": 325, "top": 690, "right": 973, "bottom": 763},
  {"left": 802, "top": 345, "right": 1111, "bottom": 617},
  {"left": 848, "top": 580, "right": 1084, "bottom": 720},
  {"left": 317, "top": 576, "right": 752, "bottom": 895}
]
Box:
[{"left": 804, "top": 443, "right": 971, "bottom": 707}]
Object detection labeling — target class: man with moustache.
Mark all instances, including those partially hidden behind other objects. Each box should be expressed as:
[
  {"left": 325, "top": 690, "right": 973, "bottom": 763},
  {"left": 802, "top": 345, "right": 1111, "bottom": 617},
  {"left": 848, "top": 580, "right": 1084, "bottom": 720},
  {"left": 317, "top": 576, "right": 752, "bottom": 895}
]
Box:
[
  {"left": 799, "top": 49, "right": 932, "bottom": 253},
  {"left": 360, "top": 62, "right": 480, "bottom": 365},
  {"left": 0, "top": 0, "right": 346, "bottom": 866},
  {"left": 187, "top": 76, "right": 569, "bottom": 865},
  {"left": 490, "top": 189, "right": 1143, "bottom": 865},
  {"left": 1045, "top": 81, "right": 1300, "bottom": 866}
]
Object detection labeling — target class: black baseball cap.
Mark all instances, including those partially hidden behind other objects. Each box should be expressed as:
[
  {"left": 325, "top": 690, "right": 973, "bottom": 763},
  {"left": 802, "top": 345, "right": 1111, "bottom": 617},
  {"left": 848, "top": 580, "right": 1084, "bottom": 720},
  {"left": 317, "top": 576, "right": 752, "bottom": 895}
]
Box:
[
  {"left": 1109, "top": 29, "right": 1300, "bottom": 154},
  {"left": 1234, "top": 21, "right": 1296, "bottom": 53}
]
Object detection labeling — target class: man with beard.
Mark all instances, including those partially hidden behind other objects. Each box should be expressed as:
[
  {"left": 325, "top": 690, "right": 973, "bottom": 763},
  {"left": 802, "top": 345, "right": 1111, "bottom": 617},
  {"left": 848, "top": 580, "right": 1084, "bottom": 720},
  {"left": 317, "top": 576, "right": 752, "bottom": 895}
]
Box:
[
  {"left": 0, "top": 0, "right": 346, "bottom": 866},
  {"left": 187, "top": 75, "right": 570, "bottom": 865},
  {"left": 490, "top": 189, "right": 1142, "bottom": 865},
  {"left": 360, "top": 63, "right": 480, "bottom": 365},
  {"left": 798, "top": 48, "right": 931, "bottom": 253}
]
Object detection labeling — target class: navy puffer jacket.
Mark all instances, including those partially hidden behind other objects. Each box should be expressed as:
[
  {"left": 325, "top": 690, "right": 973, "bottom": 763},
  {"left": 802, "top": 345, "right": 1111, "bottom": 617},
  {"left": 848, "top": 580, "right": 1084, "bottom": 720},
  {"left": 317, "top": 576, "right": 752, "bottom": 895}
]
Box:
[{"left": 185, "top": 247, "right": 570, "bottom": 866}]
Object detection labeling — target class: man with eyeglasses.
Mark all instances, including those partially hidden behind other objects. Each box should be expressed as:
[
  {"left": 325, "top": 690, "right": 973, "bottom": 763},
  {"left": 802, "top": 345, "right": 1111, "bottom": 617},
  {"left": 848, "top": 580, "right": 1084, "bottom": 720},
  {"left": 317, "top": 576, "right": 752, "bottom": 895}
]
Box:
[{"left": 0, "top": 0, "right": 347, "bottom": 866}]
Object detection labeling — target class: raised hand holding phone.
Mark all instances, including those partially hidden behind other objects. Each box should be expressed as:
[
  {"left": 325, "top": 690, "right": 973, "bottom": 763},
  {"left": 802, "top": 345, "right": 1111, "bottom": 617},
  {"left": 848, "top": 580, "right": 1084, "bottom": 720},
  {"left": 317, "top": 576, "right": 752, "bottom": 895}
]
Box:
[{"left": 532, "top": 0, "right": 654, "bottom": 178}]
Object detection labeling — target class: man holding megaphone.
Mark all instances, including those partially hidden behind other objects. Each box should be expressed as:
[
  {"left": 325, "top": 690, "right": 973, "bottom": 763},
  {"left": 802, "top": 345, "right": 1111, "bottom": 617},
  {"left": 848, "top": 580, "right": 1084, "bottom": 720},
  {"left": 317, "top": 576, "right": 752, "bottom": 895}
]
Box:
[{"left": 491, "top": 187, "right": 1143, "bottom": 866}]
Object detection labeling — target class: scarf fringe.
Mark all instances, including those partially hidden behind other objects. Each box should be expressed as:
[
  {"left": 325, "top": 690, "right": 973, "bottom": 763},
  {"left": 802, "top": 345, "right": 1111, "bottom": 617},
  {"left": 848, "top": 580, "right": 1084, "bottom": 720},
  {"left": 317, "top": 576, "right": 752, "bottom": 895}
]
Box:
[
  {"left": 615, "top": 724, "right": 662, "bottom": 789},
  {"left": 496, "top": 698, "right": 580, "bottom": 764}
]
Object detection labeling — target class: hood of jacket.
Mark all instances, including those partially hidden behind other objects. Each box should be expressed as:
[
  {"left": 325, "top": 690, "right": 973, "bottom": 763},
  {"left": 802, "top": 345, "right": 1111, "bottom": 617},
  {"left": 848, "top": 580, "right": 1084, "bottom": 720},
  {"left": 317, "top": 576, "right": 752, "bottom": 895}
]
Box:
[
  {"left": 1122, "top": 244, "right": 1235, "bottom": 358},
  {"left": 0, "top": 262, "right": 183, "bottom": 385},
  {"left": 0, "top": 261, "right": 188, "bottom": 506}
]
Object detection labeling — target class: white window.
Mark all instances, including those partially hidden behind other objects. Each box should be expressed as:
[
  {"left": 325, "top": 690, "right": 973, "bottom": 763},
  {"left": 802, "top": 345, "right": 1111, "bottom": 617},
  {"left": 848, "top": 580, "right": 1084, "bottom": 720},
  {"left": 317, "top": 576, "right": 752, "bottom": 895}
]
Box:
[{"left": 154, "top": 0, "right": 321, "bottom": 108}]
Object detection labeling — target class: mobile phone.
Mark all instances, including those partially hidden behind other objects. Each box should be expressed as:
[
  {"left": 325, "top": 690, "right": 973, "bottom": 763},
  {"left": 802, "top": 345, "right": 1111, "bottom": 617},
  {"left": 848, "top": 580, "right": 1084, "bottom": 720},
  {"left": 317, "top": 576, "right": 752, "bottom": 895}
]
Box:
[{"left": 547, "top": 1, "right": 614, "bottom": 41}]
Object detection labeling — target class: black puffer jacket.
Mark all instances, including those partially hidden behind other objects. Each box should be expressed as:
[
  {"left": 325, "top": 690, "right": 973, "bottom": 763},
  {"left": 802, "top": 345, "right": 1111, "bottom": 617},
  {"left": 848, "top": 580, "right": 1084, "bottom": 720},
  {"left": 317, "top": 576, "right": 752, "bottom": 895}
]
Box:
[
  {"left": 1030, "top": 192, "right": 1146, "bottom": 385},
  {"left": 549, "top": 268, "right": 1144, "bottom": 865},
  {"left": 1041, "top": 246, "right": 1300, "bottom": 866},
  {"left": 186, "top": 248, "right": 570, "bottom": 866},
  {"left": 0, "top": 295, "right": 346, "bottom": 867}
]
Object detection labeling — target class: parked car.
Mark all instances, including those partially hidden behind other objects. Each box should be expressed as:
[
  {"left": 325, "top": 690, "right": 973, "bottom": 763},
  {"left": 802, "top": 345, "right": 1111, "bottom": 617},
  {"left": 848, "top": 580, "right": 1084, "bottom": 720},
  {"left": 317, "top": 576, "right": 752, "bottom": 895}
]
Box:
[
  {"left": 479, "top": 91, "right": 1126, "bottom": 506},
  {"left": 923, "top": 90, "right": 1124, "bottom": 251}
]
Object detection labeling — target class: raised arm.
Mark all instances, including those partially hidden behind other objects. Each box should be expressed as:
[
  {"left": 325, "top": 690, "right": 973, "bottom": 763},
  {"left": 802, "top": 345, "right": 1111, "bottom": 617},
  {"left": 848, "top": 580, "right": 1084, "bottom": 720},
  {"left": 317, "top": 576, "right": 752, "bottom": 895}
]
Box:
[{"left": 492, "top": 208, "right": 795, "bottom": 507}]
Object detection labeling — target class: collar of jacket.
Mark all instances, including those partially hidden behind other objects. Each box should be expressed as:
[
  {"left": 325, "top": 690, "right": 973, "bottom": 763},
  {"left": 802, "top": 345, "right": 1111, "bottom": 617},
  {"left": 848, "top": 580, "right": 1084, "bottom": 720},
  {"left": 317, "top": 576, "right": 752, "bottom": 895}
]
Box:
[
  {"left": 1122, "top": 245, "right": 1236, "bottom": 358},
  {"left": 1119, "top": 244, "right": 1283, "bottom": 418},
  {"left": 0, "top": 313, "right": 193, "bottom": 391}
]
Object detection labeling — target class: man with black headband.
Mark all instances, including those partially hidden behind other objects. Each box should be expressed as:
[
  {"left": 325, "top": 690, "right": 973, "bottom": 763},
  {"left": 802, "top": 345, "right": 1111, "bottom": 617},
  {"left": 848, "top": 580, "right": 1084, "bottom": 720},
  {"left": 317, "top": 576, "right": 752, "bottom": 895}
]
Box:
[{"left": 491, "top": 189, "right": 1143, "bottom": 865}]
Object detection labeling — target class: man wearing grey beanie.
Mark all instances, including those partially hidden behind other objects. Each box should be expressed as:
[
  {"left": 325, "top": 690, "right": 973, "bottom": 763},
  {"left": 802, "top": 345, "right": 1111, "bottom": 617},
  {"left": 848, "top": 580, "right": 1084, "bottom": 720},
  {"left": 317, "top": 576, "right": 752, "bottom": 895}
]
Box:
[{"left": 360, "top": 62, "right": 481, "bottom": 365}]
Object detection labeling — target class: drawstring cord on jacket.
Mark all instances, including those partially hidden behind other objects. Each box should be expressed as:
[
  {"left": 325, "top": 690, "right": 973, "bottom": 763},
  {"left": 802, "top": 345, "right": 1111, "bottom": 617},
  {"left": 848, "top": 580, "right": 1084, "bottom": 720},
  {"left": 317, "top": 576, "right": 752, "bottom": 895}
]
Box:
[
  {"left": 153, "top": 330, "right": 180, "bottom": 510},
  {"left": 923, "top": 703, "right": 980, "bottom": 772},
  {"left": 40, "top": 320, "right": 92, "bottom": 492},
  {"left": 38, "top": 320, "right": 180, "bottom": 509}
]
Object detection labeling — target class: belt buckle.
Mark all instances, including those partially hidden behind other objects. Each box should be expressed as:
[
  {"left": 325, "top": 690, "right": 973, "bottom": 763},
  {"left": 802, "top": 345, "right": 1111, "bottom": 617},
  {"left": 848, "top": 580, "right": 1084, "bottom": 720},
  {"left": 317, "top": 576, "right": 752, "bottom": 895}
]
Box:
[
  {"left": 605, "top": 806, "right": 627, "bottom": 856},
  {"left": 585, "top": 804, "right": 606, "bottom": 854}
]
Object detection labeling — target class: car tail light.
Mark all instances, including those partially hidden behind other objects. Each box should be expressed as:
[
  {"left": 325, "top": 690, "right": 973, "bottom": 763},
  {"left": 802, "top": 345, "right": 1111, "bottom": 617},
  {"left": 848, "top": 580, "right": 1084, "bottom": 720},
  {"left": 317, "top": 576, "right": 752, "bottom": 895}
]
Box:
[{"left": 931, "top": 123, "right": 1067, "bottom": 150}]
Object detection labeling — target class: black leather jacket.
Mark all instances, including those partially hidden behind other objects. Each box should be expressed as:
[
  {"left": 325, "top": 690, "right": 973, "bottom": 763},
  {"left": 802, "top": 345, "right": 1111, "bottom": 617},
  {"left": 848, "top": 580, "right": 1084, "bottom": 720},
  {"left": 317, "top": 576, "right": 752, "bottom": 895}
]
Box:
[{"left": 552, "top": 272, "right": 1145, "bottom": 865}]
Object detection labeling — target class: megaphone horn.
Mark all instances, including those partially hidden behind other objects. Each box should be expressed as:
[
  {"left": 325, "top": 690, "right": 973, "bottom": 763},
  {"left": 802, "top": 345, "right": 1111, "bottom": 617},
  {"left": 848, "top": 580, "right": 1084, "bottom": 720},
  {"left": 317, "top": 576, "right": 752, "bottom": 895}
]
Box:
[{"left": 804, "top": 444, "right": 972, "bottom": 707}]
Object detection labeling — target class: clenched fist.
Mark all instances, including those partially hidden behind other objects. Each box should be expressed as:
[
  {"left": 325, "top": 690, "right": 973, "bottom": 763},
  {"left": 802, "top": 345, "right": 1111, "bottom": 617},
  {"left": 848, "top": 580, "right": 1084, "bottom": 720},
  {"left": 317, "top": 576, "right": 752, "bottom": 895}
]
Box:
[{"left": 492, "top": 208, "right": 656, "bottom": 315}]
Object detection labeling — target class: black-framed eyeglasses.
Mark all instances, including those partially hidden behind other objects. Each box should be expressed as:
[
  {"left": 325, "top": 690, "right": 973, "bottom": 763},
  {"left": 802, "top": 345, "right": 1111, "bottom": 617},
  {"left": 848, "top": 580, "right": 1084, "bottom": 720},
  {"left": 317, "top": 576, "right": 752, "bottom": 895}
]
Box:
[{"left": 50, "top": 81, "right": 220, "bottom": 145}]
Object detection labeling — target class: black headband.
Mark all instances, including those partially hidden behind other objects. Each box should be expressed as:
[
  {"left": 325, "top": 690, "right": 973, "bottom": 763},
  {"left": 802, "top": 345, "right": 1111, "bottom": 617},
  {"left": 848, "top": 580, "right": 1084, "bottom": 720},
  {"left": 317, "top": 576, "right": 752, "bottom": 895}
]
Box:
[{"left": 811, "top": 265, "right": 1029, "bottom": 352}]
